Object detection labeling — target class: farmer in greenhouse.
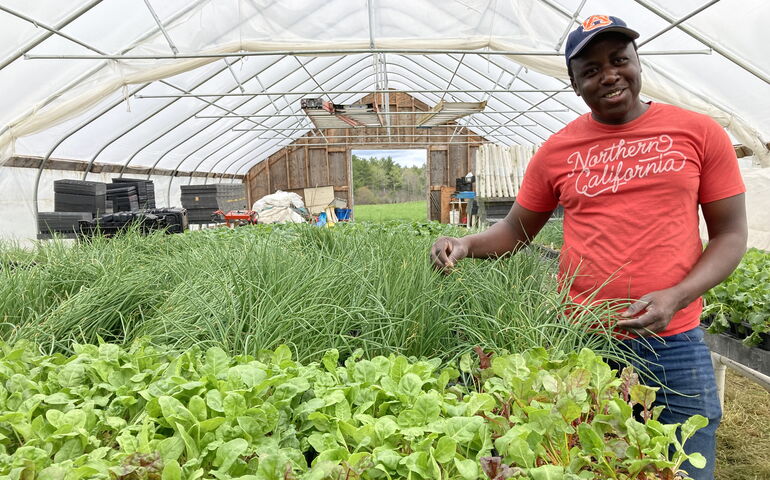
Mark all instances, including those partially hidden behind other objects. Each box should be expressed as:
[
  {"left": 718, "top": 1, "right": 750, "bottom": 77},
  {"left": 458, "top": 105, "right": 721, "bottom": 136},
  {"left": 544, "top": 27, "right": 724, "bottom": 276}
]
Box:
[{"left": 431, "top": 15, "right": 747, "bottom": 480}]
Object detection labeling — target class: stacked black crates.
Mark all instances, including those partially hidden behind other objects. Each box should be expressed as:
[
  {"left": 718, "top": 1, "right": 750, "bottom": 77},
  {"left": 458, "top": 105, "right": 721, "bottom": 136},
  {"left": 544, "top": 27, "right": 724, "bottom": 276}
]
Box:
[
  {"left": 78, "top": 208, "right": 189, "bottom": 237},
  {"left": 180, "top": 184, "right": 247, "bottom": 223},
  {"left": 53, "top": 179, "right": 106, "bottom": 216},
  {"left": 38, "top": 179, "right": 106, "bottom": 237},
  {"left": 106, "top": 184, "right": 140, "bottom": 212},
  {"left": 111, "top": 178, "right": 156, "bottom": 209},
  {"left": 38, "top": 212, "right": 93, "bottom": 237}
]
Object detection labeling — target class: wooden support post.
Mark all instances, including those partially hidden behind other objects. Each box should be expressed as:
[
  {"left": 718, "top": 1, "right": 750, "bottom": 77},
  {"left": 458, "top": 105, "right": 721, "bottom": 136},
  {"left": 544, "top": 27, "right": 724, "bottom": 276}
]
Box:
[
  {"left": 266, "top": 156, "right": 272, "bottom": 194},
  {"left": 285, "top": 150, "right": 290, "bottom": 189},
  {"left": 346, "top": 148, "right": 354, "bottom": 216},
  {"left": 245, "top": 172, "right": 252, "bottom": 206},
  {"left": 325, "top": 145, "right": 330, "bottom": 185}
]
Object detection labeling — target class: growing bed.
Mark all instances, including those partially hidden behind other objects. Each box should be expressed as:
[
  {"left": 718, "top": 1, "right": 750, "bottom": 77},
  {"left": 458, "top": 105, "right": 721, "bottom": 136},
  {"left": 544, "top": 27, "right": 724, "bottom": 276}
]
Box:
[{"left": 0, "top": 221, "right": 731, "bottom": 478}]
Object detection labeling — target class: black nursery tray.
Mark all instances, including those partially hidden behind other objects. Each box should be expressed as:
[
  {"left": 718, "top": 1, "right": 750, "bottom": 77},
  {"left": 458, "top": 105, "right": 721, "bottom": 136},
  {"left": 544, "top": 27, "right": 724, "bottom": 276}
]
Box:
[
  {"left": 701, "top": 316, "right": 770, "bottom": 351},
  {"left": 703, "top": 330, "right": 770, "bottom": 377}
]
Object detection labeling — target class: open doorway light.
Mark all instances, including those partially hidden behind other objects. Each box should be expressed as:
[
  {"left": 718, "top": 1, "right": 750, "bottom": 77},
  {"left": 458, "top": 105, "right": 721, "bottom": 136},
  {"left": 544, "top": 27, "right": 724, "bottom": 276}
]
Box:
[{"left": 352, "top": 149, "right": 427, "bottom": 204}]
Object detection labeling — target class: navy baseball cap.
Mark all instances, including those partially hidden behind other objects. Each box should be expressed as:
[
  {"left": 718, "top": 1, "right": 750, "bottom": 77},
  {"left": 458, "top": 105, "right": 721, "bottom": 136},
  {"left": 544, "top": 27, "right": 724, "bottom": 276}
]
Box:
[{"left": 565, "top": 15, "right": 639, "bottom": 65}]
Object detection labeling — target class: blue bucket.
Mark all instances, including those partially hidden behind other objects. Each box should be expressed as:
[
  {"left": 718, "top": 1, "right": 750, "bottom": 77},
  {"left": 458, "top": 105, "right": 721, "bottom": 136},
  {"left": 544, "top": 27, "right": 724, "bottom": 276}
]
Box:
[{"left": 334, "top": 208, "right": 352, "bottom": 221}]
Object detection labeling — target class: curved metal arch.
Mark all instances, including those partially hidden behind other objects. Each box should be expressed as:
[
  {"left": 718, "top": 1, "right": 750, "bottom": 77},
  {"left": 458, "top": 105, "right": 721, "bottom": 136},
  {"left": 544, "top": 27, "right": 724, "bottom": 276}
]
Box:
[
  {"left": 163, "top": 54, "right": 373, "bottom": 200},
  {"left": 227, "top": 71, "right": 527, "bottom": 176},
  {"left": 386, "top": 55, "right": 550, "bottom": 144},
  {"left": 4, "top": 0, "right": 209, "bottom": 140},
  {"left": 32, "top": 83, "right": 151, "bottom": 217},
  {"left": 168, "top": 53, "right": 383, "bottom": 183},
  {"left": 412, "top": 54, "right": 571, "bottom": 138},
  {"left": 221, "top": 65, "right": 484, "bottom": 177},
  {"left": 114, "top": 45, "right": 570, "bottom": 182},
  {"left": 173, "top": 48, "right": 554, "bottom": 179},
  {"left": 81, "top": 63, "right": 246, "bottom": 181},
  {"left": 197, "top": 61, "right": 391, "bottom": 179},
  {"left": 112, "top": 55, "right": 290, "bottom": 178},
  {"left": 196, "top": 48, "right": 553, "bottom": 177},
  {"left": 96, "top": 48, "right": 560, "bottom": 182},
  {"left": 226, "top": 62, "right": 552, "bottom": 177}
]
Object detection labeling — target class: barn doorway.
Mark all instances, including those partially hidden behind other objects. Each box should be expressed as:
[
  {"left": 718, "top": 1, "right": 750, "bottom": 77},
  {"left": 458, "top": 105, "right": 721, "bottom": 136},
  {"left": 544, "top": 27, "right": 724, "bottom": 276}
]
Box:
[{"left": 351, "top": 149, "right": 427, "bottom": 222}]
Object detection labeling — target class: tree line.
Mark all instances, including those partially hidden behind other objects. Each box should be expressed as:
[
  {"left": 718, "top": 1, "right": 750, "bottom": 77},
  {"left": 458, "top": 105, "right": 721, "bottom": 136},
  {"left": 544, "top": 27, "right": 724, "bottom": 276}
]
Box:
[{"left": 352, "top": 154, "right": 426, "bottom": 205}]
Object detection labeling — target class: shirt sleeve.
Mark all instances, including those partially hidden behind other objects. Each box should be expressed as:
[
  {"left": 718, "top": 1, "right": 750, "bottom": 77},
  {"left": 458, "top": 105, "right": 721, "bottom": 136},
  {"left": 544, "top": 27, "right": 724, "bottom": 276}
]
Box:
[
  {"left": 698, "top": 117, "right": 746, "bottom": 204},
  {"left": 515, "top": 144, "right": 559, "bottom": 212}
]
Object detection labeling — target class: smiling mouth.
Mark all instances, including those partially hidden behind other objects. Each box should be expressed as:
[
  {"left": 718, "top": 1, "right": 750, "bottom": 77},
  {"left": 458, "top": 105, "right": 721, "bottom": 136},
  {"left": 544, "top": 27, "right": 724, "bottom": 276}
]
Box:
[{"left": 603, "top": 88, "right": 625, "bottom": 99}]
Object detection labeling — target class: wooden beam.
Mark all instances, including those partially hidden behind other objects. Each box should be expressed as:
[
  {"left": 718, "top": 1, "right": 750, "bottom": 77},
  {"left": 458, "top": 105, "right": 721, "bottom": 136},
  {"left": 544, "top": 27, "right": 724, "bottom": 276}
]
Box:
[{"left": 2, "top": 155, "right": 243, "bottom": 179}]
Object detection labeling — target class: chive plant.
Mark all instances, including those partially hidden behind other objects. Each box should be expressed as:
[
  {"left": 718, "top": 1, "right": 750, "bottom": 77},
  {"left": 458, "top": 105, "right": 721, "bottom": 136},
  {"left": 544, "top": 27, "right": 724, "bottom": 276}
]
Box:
[{"left": 0, "top": 221, "right": 633, "bottom": 366}]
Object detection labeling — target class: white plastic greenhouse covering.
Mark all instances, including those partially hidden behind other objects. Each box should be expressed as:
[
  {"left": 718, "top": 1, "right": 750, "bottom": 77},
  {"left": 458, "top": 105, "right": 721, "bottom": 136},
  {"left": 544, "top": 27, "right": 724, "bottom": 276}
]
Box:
[{"left": 0, "top": 0, "right": 768, "bottom": 245}]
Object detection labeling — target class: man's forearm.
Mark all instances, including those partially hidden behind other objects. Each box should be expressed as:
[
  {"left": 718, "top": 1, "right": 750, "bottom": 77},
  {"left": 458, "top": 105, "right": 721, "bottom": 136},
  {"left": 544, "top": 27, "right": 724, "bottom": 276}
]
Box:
[
  {"left": 461, "top": 204, "right": 554, "bottom": 259},
  {"left": 462, "top": 217, "right": 528, "bottom": 259}
]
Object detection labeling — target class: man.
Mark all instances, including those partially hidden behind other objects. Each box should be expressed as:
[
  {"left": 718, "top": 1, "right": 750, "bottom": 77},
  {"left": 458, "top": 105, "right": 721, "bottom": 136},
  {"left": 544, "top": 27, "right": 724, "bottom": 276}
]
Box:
[{"left": 431, "top": 15, "right": 747, "bottom": 480}]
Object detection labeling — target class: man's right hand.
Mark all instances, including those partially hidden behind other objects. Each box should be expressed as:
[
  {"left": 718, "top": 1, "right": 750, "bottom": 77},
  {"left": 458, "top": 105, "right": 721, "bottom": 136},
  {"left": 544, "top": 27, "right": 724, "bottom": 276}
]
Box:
[{"left": 431, "top": 236, "right": 469, "bottom": 272}]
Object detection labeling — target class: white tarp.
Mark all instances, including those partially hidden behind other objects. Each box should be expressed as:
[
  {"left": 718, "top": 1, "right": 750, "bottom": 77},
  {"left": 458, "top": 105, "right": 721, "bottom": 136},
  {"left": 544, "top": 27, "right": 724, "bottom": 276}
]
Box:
[{"left": 251, "top": 190, "right": 306, "bottom": 224}]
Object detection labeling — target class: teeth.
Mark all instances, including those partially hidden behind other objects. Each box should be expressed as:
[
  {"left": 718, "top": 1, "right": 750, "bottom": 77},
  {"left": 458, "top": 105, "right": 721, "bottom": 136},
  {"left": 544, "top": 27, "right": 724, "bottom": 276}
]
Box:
[{"left": 605, "top": 89, "right": 623, "bottom": 98}]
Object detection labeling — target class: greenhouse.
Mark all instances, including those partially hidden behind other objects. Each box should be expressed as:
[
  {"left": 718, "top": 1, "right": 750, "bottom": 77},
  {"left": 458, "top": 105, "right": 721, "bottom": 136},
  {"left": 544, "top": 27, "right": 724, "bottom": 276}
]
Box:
[{"left": 0, "top": 1, "right": 768, "bottom": 479}]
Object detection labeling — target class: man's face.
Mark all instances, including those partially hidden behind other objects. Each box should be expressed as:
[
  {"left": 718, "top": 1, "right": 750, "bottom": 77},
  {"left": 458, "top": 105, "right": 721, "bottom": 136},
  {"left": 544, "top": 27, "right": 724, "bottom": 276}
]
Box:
[{"left": 569, "top": 33, "right": 644, "bottom": 125}]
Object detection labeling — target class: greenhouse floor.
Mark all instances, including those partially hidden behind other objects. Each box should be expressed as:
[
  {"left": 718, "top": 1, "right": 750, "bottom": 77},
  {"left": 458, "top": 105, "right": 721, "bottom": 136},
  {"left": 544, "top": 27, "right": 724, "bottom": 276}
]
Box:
[{"left": 715, "top": 369, "right": 770, "bottom": 479}]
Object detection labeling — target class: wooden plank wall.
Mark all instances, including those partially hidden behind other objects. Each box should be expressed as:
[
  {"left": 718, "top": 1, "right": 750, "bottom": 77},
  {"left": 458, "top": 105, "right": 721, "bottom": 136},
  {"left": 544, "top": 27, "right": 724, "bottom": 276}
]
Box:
[{"left": 244, "top": 92, "right": 485, "bottom": 208}]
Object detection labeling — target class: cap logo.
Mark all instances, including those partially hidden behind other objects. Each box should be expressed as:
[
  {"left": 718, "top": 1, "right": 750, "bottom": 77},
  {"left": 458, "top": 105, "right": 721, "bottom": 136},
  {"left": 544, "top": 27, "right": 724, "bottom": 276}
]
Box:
[{"left": 582, "top": 15, "right": 613, "bottom": 32}]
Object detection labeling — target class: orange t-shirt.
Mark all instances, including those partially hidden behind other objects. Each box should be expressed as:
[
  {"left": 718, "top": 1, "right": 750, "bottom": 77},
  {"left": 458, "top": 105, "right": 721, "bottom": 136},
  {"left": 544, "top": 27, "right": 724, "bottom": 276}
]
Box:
[{"left": 516, "top": 102, "right": 745, "bottom": 337}]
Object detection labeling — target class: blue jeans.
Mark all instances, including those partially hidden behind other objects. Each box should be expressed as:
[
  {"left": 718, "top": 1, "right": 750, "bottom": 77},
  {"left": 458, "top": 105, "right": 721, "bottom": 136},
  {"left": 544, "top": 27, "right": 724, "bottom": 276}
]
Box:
[{"left": 617, "top": 327, "right": 722, "bottom": 480}]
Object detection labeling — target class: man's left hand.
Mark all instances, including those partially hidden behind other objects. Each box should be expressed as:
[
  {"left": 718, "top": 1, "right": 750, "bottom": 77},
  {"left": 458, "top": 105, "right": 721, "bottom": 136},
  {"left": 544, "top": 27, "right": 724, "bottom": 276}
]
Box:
[{"left": 616, "top": 287, "right": 685, "bottom": 336}]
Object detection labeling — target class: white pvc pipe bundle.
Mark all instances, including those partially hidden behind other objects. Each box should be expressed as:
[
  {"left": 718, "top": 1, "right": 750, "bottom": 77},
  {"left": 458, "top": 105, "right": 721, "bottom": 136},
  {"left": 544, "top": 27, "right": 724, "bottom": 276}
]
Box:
[
  {"left": 476, "top": 143, "right": 535, "bottom": 198},
  {"left": 477, "top": 145, "right": 486, "bottom": 197}
]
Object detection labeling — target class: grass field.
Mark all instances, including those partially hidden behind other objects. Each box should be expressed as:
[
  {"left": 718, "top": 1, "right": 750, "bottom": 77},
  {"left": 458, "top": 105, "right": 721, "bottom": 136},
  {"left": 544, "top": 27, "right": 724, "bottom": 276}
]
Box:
[{"left": 354, "top": 200, "right": 426, "bottom": 222}]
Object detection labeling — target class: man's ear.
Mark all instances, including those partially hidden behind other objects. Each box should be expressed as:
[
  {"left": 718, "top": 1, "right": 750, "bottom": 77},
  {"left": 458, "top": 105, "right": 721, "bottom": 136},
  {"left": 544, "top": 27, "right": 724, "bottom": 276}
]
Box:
[
  {"left": 568, "top": 61, "right": 580, "bottom": 96},
  {"left": 569, "top": 75, "right": 580, "bottom": 96}
]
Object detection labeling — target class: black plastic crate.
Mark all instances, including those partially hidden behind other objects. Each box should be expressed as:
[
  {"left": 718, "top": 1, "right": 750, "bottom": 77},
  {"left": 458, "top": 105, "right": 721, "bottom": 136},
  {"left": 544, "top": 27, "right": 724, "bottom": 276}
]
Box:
[
  {"left": 53, "top": 179, "right": 106, "bottom": 196},
  {"left": 38, "top": 212, "right": 93, "bottom": 234},
  {"left": 54, "top": 192, "right": 107, "bottom": 215},
  {"left": 112, "top": 178, "right": 156, "bottom": 209}
]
